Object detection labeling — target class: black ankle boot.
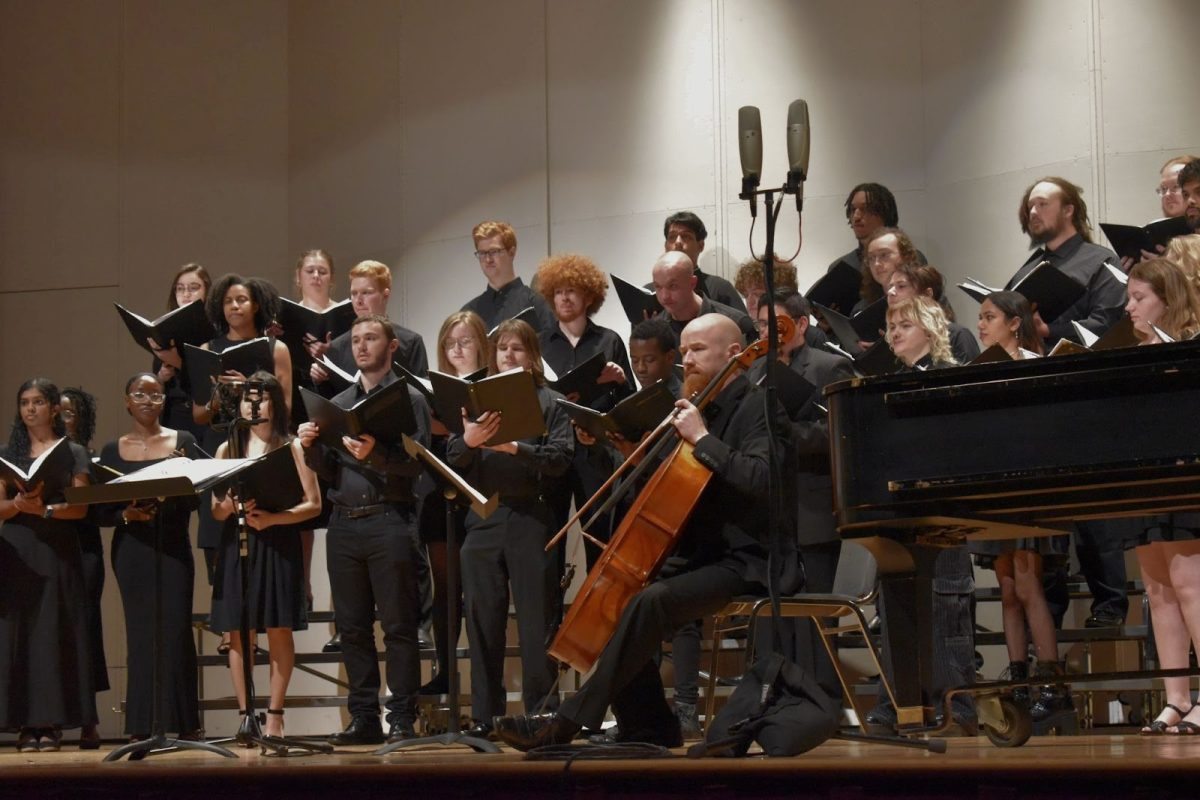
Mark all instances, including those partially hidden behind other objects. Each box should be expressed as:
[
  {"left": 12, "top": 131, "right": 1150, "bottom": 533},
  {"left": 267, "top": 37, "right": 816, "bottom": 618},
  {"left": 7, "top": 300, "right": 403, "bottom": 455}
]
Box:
[
  {"left": 1030, "top": 660, "right": 1075, "bottom": 723},
  {"left": 1001, "top": 659, "right": 1030, "bottom": 706}
]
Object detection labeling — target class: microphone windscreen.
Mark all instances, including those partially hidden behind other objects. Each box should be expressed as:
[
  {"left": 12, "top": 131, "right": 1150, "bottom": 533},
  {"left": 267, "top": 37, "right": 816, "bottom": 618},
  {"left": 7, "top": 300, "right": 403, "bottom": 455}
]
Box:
[
  {"left": 738, "top": 105, "right": 763, "bottom": 182},
  {"left": 787, "top": 99, "right": 810, "bottom": 177}
]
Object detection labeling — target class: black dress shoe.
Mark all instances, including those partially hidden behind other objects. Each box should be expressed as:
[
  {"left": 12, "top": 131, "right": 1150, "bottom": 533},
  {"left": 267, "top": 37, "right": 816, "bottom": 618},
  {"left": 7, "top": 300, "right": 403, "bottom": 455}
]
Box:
[
  {"left": 492, "top": 713, "right": 581, "bottom": 752},
  {"left": 328, "top": 716, "right": 385, "bottom": 746},
  {"left": 1085, "top": 612, "right": 1124, "bottom": 628},
  {"left": 462, "top": 720, "right": 494, "bottom": 739},
  {"left": 386, "top": 719, "right": 417, "bottom": 743},
  {"left": 419, "top": 672, "right": 449, "bottom": 696}
]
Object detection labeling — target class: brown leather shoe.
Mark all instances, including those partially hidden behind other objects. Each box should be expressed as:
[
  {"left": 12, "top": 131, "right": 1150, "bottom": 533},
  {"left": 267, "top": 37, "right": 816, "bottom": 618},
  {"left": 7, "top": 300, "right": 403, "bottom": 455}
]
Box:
[{"left": 492, "top": 713, "right": 580, "bottom": 752}]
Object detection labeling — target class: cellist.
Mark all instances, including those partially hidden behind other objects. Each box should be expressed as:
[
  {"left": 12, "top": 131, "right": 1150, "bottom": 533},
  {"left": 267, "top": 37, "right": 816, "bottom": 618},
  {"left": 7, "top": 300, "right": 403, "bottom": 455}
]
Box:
[{"left": 495, "top": 314, "right": 800, "bottom": 750}]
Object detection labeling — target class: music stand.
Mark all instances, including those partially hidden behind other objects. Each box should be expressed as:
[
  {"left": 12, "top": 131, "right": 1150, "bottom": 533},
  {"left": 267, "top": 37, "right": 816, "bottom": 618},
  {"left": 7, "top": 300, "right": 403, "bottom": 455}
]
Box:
[
  {"left": 375, "top": 434, "right": 500, "bottom": 755},
  {"left": 65, "top": 461, "right": 244, "bottom": 761}
]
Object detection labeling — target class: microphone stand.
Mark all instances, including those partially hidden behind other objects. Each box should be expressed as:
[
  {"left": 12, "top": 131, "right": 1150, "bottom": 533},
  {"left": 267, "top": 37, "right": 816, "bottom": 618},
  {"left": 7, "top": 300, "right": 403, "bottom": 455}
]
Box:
[{"left": 222, "top": 392, "right": 332, "bottom": 757}]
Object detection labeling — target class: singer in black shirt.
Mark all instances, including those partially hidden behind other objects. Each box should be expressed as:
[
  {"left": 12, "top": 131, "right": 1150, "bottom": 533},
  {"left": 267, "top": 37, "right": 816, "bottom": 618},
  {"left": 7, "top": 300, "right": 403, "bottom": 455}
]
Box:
[{"left": 460, "top": 220, "right": 555, "bottom": 332}]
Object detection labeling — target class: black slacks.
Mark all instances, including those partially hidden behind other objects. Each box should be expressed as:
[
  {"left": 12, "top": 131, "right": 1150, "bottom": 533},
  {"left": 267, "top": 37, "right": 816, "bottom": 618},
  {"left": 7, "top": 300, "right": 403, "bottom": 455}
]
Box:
[
  {"left": 559, "top": 560, "right": 757, "bottom": 736},
  {"left": 326, "top": 505, "right": 421, "bottom": 723},
  {"left": 461, "top": 503, "right": 560, "bottom": 721}
]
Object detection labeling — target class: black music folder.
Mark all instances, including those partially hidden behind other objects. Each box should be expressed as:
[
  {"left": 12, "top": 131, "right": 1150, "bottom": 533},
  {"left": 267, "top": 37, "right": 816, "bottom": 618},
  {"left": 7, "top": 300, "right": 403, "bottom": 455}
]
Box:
[
  {"left": 612, "top": 274, "right": 664, "bottom": 325},
  {"left": 315, "top": 354, "right": 358, "bottom": 394},
  {"left": 0, "top": 437, "right": 76, "bottom": 502},
  {"left": 116, "top": 300, "right": 213, "bottom": 356},
  {"left": 823, "top": 339, "right": 898, "bottom": 377},
  {"left": 212, "top": 444, "right": 305, "bottom": 513},
  {"left": 754, "top": 364, "right": 818, "bottom": 418},
  {"left": 275, "top": 298, "right": 357, "bottom": 363},
  {"left": 487, "top": 306, "right": 541, "bottom": 337},
  {"left": 805, "top": 260, "right": 861, "bottom": 315},
  {"left": 958, "top": 262, "right": 1085, "bottom": 323},
  {"left": 300, "top": 379, "right": 417, "bottom": 449},
  {"left": 427, "top": 367, "right": 546, "bottom": 445},
  {"left": 543, "top": 351, "right": 608, "bottom": 405},
  {"left": 183, "top": 339, "right": 275, "bottom": 405},
  {"left": 556, "top": 379, "right": 676, "bottom": 443},
  {"left": 814, "top": 299, "right": 887, "bottom": 352},
  {"left": 1100, "top": 216, "right": 1191, "bottom": 264}
]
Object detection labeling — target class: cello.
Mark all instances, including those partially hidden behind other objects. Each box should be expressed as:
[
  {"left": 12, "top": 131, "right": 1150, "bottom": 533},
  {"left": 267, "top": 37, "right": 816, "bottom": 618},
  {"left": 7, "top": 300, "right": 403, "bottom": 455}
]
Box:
[{"left": 547, "top": 316, "right": 793, "bottom": 674}]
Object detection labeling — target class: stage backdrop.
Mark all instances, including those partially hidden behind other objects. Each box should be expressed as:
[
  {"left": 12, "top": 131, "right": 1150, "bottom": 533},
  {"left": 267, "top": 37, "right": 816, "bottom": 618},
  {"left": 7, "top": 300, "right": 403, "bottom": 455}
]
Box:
[{"left": 2, "top": 0, "right": 1196, "bottom": 737}]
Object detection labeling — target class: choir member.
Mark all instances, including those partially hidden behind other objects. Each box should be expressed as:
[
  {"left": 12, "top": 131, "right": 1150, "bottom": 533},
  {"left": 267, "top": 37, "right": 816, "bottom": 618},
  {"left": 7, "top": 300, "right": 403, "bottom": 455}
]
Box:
[
  {"left": 885, "top": 264, "right": 980, "bottom": 363},
  {"left": 661, "top": 211, "right": 747, "bottom": 312},
  {"left": 628, "top": 318, "right": 682, "bottom": 395},
  {"left": 209, "top": 371, "right": 321, "bottom": 739},
  {"left": 99, "top": 373, "right": 203, "bottom": 742},
  {"left": 827, "top": 183, "right": 927, "bottom": 283},
  {"left": 1119, "top": 259, "right": 1200, "bottom": 735},
  {"left": 461, "top": 220, "right": 555, "bottom": 332},
  {"left": 60, "top": 386, "right": 106, "bottom": 748},
  {"left": 311, "top": 260, "right": 428, "bottom": 385},
  {"left": 0, "top": 379, "right": 94, "bottom": 752},
  {"left": 153, "top": 263, "right": 213, "bottom": 441},
  {"left": 652, "top": 252, "right": 757, "bottom": 346},
  {"left": 298, "top": 314, "right": 429, "bottom": 746},
  {"left": 976, "top": 290, "right": 1044, "bottom": 358},
  {"left": 885, "top": 296, "right": 957, "bottom": 370},
  {"left": 854, "top": 227, "right": 921, "bottom": 315},
  {"left": 536, "top": 252, "right": 633, "bottom": 568},
  {"left": 419, "top": 310, "right": 489, "bottom": 696},
  {"left": 446, "top": 319, "right": 573, "bottom": 737},
  {"left": 733, "top": 257, "right": 798, "bottom": 320}
]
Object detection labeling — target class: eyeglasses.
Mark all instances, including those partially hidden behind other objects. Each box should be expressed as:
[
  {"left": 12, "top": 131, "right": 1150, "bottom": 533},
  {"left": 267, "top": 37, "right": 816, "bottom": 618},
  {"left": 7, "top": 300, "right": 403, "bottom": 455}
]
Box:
[
  {"left": 443, "top": 337, "right": 478, "bottom": 351},
  {"left": 866, "top": 252, "right": 899, "bottom": 265},
  {"left": 474, "top": 248, "right": 508, "bottom": 261},
  {"left": 129, "top": 391, "right": 166, "bottom": 405},
  {"left": 1156, "top": 185, "right": 1182, "bottom": 197}
]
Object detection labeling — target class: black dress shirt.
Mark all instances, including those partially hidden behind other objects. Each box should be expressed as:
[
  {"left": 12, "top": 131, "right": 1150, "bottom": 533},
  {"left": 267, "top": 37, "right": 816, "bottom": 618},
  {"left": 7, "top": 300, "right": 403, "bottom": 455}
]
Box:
[
  {"left": 461, "top": 277, "right": 555, "bottom": 333},
  {"left": 1007, "top": 233, "right": 1124, "bottom": 343},
  {"left": 539, "top": 319, "right": 635, "bottom": 411},
  {"left": 303, "top": 371, "right": 431, "bottom": 507},
  {"left": 327, "top": 321, "right": 429, "bottom": 378}
]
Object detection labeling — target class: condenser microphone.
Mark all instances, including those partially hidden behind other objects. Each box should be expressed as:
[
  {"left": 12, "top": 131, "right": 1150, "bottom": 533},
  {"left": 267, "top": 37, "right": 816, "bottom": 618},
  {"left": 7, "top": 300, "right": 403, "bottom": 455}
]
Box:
[
  {"left": 786, "top": 99, "right": 810, "bottom": 211},
  {"left": 738, "top": 105, "right": 763, "bottom": 216}
]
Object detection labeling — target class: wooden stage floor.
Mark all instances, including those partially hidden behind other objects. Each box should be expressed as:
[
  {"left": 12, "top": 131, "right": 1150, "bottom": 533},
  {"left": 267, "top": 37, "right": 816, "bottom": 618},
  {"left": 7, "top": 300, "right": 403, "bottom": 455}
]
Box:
[{"left": 0, "top": 733, "right": 1197, "bottom": 799}]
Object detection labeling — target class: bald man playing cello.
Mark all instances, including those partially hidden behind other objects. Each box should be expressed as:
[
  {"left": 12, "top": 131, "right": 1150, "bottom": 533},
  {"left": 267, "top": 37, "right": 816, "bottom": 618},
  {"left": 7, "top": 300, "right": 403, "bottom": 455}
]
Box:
[{"left": 494, "top": 314, "right": 800, "bottom": 750}]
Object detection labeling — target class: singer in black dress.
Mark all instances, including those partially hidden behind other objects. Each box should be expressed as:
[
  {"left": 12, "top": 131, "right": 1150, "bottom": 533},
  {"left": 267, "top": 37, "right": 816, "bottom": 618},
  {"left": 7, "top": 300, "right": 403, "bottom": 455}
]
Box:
[
  {"left": 0, "top": 378, "right": 95, "bottom": 753},
  {"left": 153, "top": 263, "right": 213, "bottom": 442},
  {"left": 209, "top": 370, "right": 320, "bottom": 738},
  {"left": 99, "top": 373, "right": 202, "bottom": 739},
  {"left": 60, "top": 386, "right": 107, "bottom": 748}
]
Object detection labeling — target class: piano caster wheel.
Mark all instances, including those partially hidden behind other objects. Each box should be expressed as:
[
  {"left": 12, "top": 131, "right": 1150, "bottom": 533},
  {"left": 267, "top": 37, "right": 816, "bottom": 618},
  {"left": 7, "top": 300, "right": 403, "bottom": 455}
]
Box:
[{"left": 982, "top": 697, "right": 1033, "bottom": 748}]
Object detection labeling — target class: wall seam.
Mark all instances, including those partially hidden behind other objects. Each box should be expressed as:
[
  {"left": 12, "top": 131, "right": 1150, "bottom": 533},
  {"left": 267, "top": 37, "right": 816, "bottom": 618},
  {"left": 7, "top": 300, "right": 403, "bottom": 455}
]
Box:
[
  {"left": 543, "top": 0, "right": 553, "bottom": 259},
  {"left": 1088, "top": 0, "right": 1106, "bottom": 221},
  {"left": 712, "top": 0, "right": 727, "bottom": 277}
]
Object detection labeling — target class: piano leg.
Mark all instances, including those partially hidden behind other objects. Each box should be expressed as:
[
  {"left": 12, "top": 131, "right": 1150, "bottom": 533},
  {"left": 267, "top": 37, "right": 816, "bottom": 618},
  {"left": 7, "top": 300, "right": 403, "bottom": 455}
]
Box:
[{"left": 858, "top": 537, "right": 943, "bottom": 730}]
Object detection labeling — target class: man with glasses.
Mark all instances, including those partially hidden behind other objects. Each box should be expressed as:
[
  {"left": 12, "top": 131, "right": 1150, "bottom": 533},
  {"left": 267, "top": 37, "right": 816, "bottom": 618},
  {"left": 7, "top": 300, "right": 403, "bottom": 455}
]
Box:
[
  {"left": 827, "top": 183, "right": 926, "bottom": 289},
  {"left": 1118, "top": 155, "right": 1198, "bottom": 269},
  {"left": 660, "top": 211, "right": 746, "bottom": 312},
  {"left": 462, "top": 220, "right": 555, "bottom": 333}
]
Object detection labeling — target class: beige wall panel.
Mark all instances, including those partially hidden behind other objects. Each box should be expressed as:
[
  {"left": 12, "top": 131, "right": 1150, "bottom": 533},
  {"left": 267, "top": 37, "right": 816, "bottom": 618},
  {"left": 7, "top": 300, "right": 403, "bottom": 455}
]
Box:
[
  {"left": 0, "top": 0, "right": 121, "bottom": 294},
  {"left": 545, "top": 0, "right": 717, "bottom": 228},
  {"left": 723, "top": 0, "right": 926, "bottom": 200},
  {"left": 1098, "top": 0, "right": 1200, "bottom": 157},
  {"left": 121, "top": 0, "right": 289, "bottom": 293},
  {"left": 397, "top": 0, "right": 548, "bottom": 251},
  {"left": 288, "top": 0, "right": 404, "bottom": 261},
  {"left": 922, "top": 0, "right": 1094, "bottom": 189}
]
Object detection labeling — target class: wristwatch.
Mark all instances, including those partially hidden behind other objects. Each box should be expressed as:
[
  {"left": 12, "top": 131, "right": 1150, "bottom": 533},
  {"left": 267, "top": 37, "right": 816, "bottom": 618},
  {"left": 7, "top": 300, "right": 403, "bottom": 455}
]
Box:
[{"left": 42, "top": 505, "right": 54, "bottom": 519}]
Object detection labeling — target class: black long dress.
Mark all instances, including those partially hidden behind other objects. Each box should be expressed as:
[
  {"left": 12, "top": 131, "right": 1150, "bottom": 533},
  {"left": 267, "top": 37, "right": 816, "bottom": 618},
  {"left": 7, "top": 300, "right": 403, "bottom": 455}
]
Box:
[
  {"left": 0, "top": 441, "right": 96, "bottom": 730},
  {"left": 99, "top": 431, "right": 201, "bottom": 736},
  {"left": 208, "top": 441, "right": 308, "bottom": 633}
]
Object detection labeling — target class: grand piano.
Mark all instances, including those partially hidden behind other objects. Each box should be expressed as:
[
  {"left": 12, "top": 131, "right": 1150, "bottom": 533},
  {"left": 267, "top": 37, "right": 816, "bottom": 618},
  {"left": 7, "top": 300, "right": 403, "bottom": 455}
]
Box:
[{"left": 826, "top": 338, "right": 1200, "bottom": 730}]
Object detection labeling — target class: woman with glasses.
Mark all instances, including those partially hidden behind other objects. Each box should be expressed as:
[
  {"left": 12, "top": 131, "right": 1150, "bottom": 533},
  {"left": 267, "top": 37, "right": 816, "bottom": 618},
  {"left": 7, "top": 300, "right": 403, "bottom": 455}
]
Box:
[
  {"left": 0, "top": 379, "right": 95, "bottom": 752},
  {"left": 152, "top": 263, "right": 214, "bottom": 442},
  {"left": 59, "top": 386, "right": 107, "bottom": 748},
  {"left": 98, "top": 373, "right": 203, "bottom": 742},
  {"left": 419, "top": 311, "right": 489, "bottom": 696}
]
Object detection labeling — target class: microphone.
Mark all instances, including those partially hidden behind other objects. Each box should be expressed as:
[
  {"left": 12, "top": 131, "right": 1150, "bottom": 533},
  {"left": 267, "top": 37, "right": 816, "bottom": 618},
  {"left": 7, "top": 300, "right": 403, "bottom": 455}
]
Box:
[
  {"left": 738, "top": 106, "right": 763, "bottom": 217},
  {"left": 785, "top": 99, "right": 810, "bottom": 211}
]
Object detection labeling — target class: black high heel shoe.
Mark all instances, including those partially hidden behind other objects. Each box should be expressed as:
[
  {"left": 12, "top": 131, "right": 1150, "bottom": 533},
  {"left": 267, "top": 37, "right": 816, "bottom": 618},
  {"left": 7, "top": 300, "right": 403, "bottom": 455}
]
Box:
[
  {"left": 1141, "top": 702, "right": 1193, "bottom": 735},
  {"left": 264, "top": 708, "right": 285, "bottom": 738}
]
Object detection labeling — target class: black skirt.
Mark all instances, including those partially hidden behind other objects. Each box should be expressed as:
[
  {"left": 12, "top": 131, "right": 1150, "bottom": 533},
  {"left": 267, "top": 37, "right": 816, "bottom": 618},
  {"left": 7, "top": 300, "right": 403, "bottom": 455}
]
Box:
[{"left": 209, "top": 518, "right": 307, "bottom": 632}]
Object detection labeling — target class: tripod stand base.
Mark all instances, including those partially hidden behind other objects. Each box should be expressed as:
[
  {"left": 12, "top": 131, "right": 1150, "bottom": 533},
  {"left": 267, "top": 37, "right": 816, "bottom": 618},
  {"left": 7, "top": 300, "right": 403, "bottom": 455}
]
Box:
[
  {"left": 374, "top": 731, "right": 500, "bottom": 755},
  {"left": 224, "top": 711, "right": 334, "bottom": 756},
  {"left": 103, "top": 734, "right": 238, "bottom": 762}
]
